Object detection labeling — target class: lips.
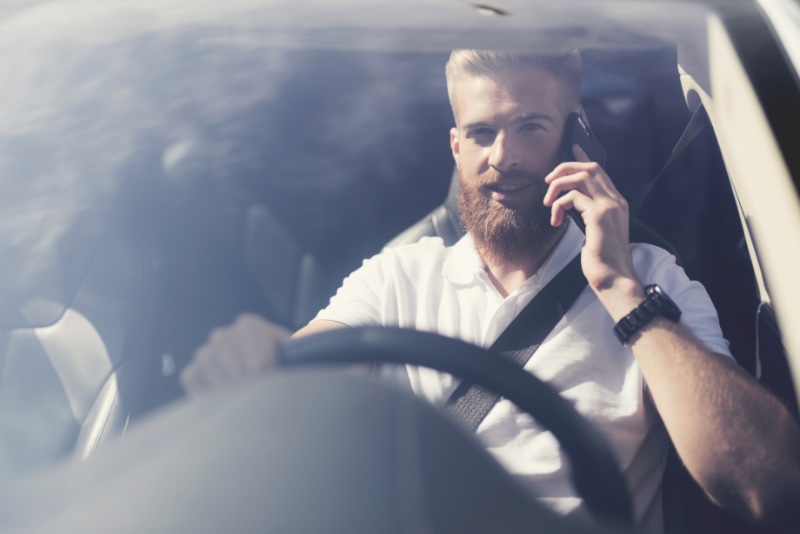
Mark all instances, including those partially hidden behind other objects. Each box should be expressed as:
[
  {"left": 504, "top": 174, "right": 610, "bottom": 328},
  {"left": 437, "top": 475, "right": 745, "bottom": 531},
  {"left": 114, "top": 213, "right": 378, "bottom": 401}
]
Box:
[
  {"left": 483, "top": 182, "right": 535, "bottom": 206},
  {"left": 485, "top": 183, "right": 531, "bottom": 193}
]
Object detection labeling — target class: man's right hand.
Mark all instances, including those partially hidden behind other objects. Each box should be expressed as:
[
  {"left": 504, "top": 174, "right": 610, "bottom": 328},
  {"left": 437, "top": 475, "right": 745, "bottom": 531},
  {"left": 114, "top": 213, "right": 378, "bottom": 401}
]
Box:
[
  {"left": 179, "top": 315, "right": 347, "bottom": 398},
  {"left": 179, "top": 313, "right": 291, "bottom": 397}
]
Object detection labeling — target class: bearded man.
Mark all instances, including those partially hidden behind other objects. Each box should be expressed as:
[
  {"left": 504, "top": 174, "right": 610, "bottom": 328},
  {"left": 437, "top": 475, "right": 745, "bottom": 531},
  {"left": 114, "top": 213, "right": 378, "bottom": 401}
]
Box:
[{"left": 180, "top": 50, "right": 800, "bottom": 531}]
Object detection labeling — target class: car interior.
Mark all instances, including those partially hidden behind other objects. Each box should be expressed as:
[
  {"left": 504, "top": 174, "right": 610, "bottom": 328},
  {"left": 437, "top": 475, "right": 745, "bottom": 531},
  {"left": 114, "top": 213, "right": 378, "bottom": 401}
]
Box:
[{"left": 0, "top": 3, "right": 797, "bottom": 531}]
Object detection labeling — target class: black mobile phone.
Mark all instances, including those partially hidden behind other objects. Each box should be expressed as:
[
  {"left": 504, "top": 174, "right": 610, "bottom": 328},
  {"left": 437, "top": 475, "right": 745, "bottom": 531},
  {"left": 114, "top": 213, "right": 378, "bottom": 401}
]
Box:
[{"left": 559, "top": 112, "right": 606, "bottom": 167}]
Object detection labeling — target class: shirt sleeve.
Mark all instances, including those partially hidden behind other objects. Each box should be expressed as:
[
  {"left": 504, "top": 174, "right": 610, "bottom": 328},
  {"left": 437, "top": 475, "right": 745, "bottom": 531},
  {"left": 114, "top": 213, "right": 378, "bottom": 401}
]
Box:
[
  {"left": 312, "top": 254, "right": 385, "bottom": 327},
  {"left": 635, "top": 244, "right": 733, "bottom": 358}
]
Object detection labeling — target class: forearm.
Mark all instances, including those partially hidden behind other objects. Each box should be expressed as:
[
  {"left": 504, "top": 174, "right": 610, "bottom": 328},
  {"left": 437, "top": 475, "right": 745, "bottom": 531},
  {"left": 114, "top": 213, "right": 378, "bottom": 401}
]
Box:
[
  {"left": 634, "top": 318, "right": 800, "bottom": 521},
  {"left": 292, "top": 319, "right": 370, "bottom": 374},
  {"left": 293, "top": 319, "right": 348, "bottom": 338},
  {"left": 597, "top": 279, "right": 800, "bottom": 523}
]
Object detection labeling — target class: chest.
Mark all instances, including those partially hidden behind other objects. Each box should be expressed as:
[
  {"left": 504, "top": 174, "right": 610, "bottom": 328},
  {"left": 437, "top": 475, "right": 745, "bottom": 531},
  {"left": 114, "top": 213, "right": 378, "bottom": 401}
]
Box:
[{"left": 382, "top": 280, "right": 640, "bottom": 409}]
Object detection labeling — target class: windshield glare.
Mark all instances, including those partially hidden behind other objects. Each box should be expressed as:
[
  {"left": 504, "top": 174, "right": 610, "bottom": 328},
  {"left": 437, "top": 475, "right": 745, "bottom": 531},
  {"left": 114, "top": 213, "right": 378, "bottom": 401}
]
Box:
[{"left": 0, "top": 3, "right": 775, "bottom": 515}]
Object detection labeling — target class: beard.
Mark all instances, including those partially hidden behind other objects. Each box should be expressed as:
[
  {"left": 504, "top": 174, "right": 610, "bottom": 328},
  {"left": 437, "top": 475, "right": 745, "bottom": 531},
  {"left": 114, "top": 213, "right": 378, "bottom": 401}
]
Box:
[{"left": 458, "top": 167, "right": 564, "bottom": 268}]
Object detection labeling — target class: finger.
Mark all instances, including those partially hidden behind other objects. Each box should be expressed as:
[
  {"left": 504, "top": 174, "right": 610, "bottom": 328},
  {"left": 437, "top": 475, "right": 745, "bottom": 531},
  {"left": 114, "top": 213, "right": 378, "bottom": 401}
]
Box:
[
  {"left": 200, "top": 328, "right": 246, "bottom": 383},
  {"left": 207, "top": 314, "right": 276, "bottom": 379},
  {"left": 550, "top": 189, "right": 593, "bottom": 227},
  {"left": 543, "top": 171, "right": 596, "bottom": 206},
  {"left": 222, "top": 340, "right": 257, "bottom": 379},
  {"left": 237, "top": 314, "right": 290, "bottom": 372},
  {"left": 219, "top": 316, "right": 263, "bottom": 376},
  {"left": 547, "top": 162, "right": 625, "bottom": 204},
  {"left": 179, "top": 362, "right": 213, "bottom": 398},
  {"left": 572, "top": 143, "right": 591, "bottom": 163},
  {"left": 545, "top": 160, "right": 602, "bottom": 183}
]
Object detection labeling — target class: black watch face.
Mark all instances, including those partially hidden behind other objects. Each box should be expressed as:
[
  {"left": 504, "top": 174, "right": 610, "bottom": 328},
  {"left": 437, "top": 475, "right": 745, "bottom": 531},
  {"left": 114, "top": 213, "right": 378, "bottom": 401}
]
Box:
[{"left": 647, "top": 285, "right": 682, "bottom": 322}]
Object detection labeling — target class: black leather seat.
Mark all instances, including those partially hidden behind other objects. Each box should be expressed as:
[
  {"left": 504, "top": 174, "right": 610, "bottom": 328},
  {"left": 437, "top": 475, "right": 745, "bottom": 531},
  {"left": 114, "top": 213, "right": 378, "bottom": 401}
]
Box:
[
  {"left": 386, "top": 168, "right": 464, "bottom": 249},
  {"left": 386, "top": 166, "right": 681, "bottom": 262}
]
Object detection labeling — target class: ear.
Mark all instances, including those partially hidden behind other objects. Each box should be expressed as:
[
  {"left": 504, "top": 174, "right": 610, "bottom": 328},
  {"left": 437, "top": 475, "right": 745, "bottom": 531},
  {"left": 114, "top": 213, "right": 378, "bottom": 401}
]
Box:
[{"left": 449, "top": 127, "right": 460, "bottom": 166}]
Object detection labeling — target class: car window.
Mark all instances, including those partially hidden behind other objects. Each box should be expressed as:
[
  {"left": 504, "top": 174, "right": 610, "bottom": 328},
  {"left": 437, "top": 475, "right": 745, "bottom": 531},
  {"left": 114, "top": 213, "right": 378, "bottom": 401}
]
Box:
[{"left": 0, "top": 0, "right": 779, "bottom": 477}]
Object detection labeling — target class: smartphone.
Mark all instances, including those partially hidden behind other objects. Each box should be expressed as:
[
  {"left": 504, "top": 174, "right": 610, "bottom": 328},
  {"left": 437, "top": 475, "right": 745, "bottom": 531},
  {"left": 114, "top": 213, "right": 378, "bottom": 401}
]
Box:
[{"left": 559, "top": 112, "right": 606, "bottom": 167}]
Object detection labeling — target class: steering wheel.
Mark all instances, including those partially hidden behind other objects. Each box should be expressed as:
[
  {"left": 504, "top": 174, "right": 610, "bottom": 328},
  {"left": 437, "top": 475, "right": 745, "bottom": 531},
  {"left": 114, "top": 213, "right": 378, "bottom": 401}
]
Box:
[{"left": 279, "top": 326, "right": 634, "bottom": 528}]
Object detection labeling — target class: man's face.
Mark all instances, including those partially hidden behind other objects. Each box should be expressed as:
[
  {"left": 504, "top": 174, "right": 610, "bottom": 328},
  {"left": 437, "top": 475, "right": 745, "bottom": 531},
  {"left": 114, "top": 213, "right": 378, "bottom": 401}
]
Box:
[{"left": 449, "top": 67, "right": 569, "bottom": 263}]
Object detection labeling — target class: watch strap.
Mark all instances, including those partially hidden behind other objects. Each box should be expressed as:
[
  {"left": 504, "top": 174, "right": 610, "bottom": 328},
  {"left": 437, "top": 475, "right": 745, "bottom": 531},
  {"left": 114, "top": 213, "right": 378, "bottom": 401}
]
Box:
[{"left": 613, "top": 284, "right": 680, "bottom": 344}]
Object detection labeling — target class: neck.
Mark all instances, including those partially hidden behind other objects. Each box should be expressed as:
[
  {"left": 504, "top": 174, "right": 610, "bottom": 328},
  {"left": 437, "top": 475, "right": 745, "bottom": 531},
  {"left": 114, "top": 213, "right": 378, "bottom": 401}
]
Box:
[{"left": 478, "top": 223, "right": 568, "bottom": 298}]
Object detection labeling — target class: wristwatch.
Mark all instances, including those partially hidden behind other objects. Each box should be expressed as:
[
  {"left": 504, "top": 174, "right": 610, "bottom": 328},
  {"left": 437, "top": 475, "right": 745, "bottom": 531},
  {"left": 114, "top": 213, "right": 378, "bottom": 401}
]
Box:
[{"left": 613, "top": 284, "right": 681, "bottom": 345}]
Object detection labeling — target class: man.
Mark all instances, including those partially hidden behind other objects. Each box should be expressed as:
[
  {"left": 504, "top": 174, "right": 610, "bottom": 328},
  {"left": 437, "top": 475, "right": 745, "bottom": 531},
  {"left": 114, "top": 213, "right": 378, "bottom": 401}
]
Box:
[{"left": 181, "top": 50, "right": 800, "bottom": 530}]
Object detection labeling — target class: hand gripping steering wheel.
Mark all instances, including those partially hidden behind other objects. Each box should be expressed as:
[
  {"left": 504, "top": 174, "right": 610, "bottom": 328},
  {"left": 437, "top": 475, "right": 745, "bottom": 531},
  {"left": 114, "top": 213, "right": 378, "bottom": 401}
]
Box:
[{"left": 279, "top": 326, "right": 634, "bottom": 528}]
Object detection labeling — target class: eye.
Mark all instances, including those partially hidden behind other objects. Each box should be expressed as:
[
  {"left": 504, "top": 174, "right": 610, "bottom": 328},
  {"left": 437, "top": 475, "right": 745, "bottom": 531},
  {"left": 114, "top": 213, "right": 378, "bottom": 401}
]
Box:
[
  {"left": 466, "top": 127, "right": 496, "bottom": 146},
  {"left": 468, "top": 127, "right": 494, "bottom": 138},
  {"left": 520, "top": 122, "right": 544, "bottom": 132}
]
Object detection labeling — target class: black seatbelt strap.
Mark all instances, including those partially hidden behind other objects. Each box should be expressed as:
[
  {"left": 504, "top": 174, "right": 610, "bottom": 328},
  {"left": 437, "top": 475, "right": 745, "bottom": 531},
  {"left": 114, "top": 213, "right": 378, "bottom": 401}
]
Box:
[
  {"left": 630, "top": 105, "right": 708, "bottom": 216},
  {"left": 445, "top": 253, "right": 587, "bottom": 431}
]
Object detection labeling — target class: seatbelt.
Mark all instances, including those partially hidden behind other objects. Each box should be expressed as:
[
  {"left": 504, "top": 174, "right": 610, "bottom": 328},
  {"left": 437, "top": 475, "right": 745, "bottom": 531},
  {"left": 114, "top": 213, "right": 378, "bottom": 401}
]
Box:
[
  {"left": 444, "top": 107, "right": 706, "bottom": 431},
  {"left": 445, "top": 253, "right": 587, "bottom": 431},
  {"left": 630, "top": 105, "right": 708, "bottom": 216}
]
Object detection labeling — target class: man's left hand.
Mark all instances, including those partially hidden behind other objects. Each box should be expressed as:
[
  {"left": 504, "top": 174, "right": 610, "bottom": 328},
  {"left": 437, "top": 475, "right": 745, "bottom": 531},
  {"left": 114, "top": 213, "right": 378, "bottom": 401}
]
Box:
[{"left": 543, "top": 144, "right": 643, "bottom": 310}]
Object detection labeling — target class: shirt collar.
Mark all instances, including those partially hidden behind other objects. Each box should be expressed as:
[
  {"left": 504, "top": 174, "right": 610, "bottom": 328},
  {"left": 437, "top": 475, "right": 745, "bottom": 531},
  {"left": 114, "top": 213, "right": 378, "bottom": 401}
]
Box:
[
  {"left": 442, "top": 232, "right": 484, "bottom": 285},
  {"left": 442, "top": 218, "right": 585, "bottom": 291}
]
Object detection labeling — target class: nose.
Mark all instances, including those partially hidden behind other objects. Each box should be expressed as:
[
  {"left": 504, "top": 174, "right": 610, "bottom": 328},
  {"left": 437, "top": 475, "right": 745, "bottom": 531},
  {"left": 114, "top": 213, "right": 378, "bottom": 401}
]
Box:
[{"left": 487, "top": 131, "right": 521, "bottom": 173}]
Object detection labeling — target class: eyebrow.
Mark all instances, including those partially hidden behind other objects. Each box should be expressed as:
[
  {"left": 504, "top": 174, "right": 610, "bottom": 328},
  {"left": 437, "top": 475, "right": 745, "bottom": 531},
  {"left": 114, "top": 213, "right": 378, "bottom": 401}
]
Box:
[{"left": 462, "top": 112, "right": 556, "bottom": 131}]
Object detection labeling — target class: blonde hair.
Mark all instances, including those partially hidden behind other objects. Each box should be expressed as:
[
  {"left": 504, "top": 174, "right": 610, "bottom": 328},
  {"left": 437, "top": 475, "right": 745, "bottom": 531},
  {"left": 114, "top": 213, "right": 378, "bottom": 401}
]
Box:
[{"left": 445, "top": 50, "right": 582, "bottom": 121}]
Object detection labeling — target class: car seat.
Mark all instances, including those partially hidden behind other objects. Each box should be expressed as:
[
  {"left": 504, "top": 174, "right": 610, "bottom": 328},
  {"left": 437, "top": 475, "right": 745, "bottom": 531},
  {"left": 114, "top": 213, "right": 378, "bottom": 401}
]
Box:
[
  {"left": 0, "top": 229, "right": 158, "bottom": 478},
  {"left": 386, "top": 166, "right": 681, "bottom": 259}
]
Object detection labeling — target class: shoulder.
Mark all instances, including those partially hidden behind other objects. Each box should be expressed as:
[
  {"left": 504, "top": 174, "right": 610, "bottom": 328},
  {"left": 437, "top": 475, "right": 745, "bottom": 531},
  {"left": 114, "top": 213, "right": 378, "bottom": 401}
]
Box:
[
  {"left": 381, "top": 235, "right": 449, "bottom": 257},
  {"left": 373, "top": 236, "right": 451, "bottom": 274},
  {"left": 629, "top": 242, "right": 701, "bottom": 295},
  {"left": 628, "top": 242, "right": 711, "bottom": 312},
  {"left": 629, "top": 241, "right": 676, "bottom": 266},
  {"left": 630, "top": 243, "right": 731, "bottom": 356},
  {"left": 629, "top": 242, "right": 685, "bottom": 284},
  {"left": 315, "top": 237, "right": 454, "bottom": 329},
  {"left": 340, "top": 236, "right": 452, "bottom": 291}
]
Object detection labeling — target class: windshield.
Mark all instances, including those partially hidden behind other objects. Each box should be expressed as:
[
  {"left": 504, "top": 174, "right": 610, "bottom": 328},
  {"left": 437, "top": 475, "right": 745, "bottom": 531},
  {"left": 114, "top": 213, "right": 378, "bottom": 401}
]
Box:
[{"left": 1, "top": 0, "right": 792, "bottom": 521}]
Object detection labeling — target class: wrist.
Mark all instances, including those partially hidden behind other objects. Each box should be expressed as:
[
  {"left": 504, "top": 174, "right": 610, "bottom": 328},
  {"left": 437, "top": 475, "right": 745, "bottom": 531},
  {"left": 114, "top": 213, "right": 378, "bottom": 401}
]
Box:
[
  {"left": 612, "top": 284, "right": 683, "bottom": 345},
  {"left": 593, "top": 276, "right": 646, "bottom": 322}
]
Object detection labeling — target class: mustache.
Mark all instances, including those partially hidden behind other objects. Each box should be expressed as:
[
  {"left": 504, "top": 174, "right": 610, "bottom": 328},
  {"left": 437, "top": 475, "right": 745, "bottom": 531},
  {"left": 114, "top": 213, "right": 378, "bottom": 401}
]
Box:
[{"left": 479, "top": 168, "right": 545, "bottom": 185}]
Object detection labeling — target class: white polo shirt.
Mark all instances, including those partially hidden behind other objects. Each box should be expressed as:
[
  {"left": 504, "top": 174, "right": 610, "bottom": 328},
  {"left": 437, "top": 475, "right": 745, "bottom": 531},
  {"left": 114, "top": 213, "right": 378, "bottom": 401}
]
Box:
[{"left": 314, "top": 220, "right": 731, "bottom": 532}]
